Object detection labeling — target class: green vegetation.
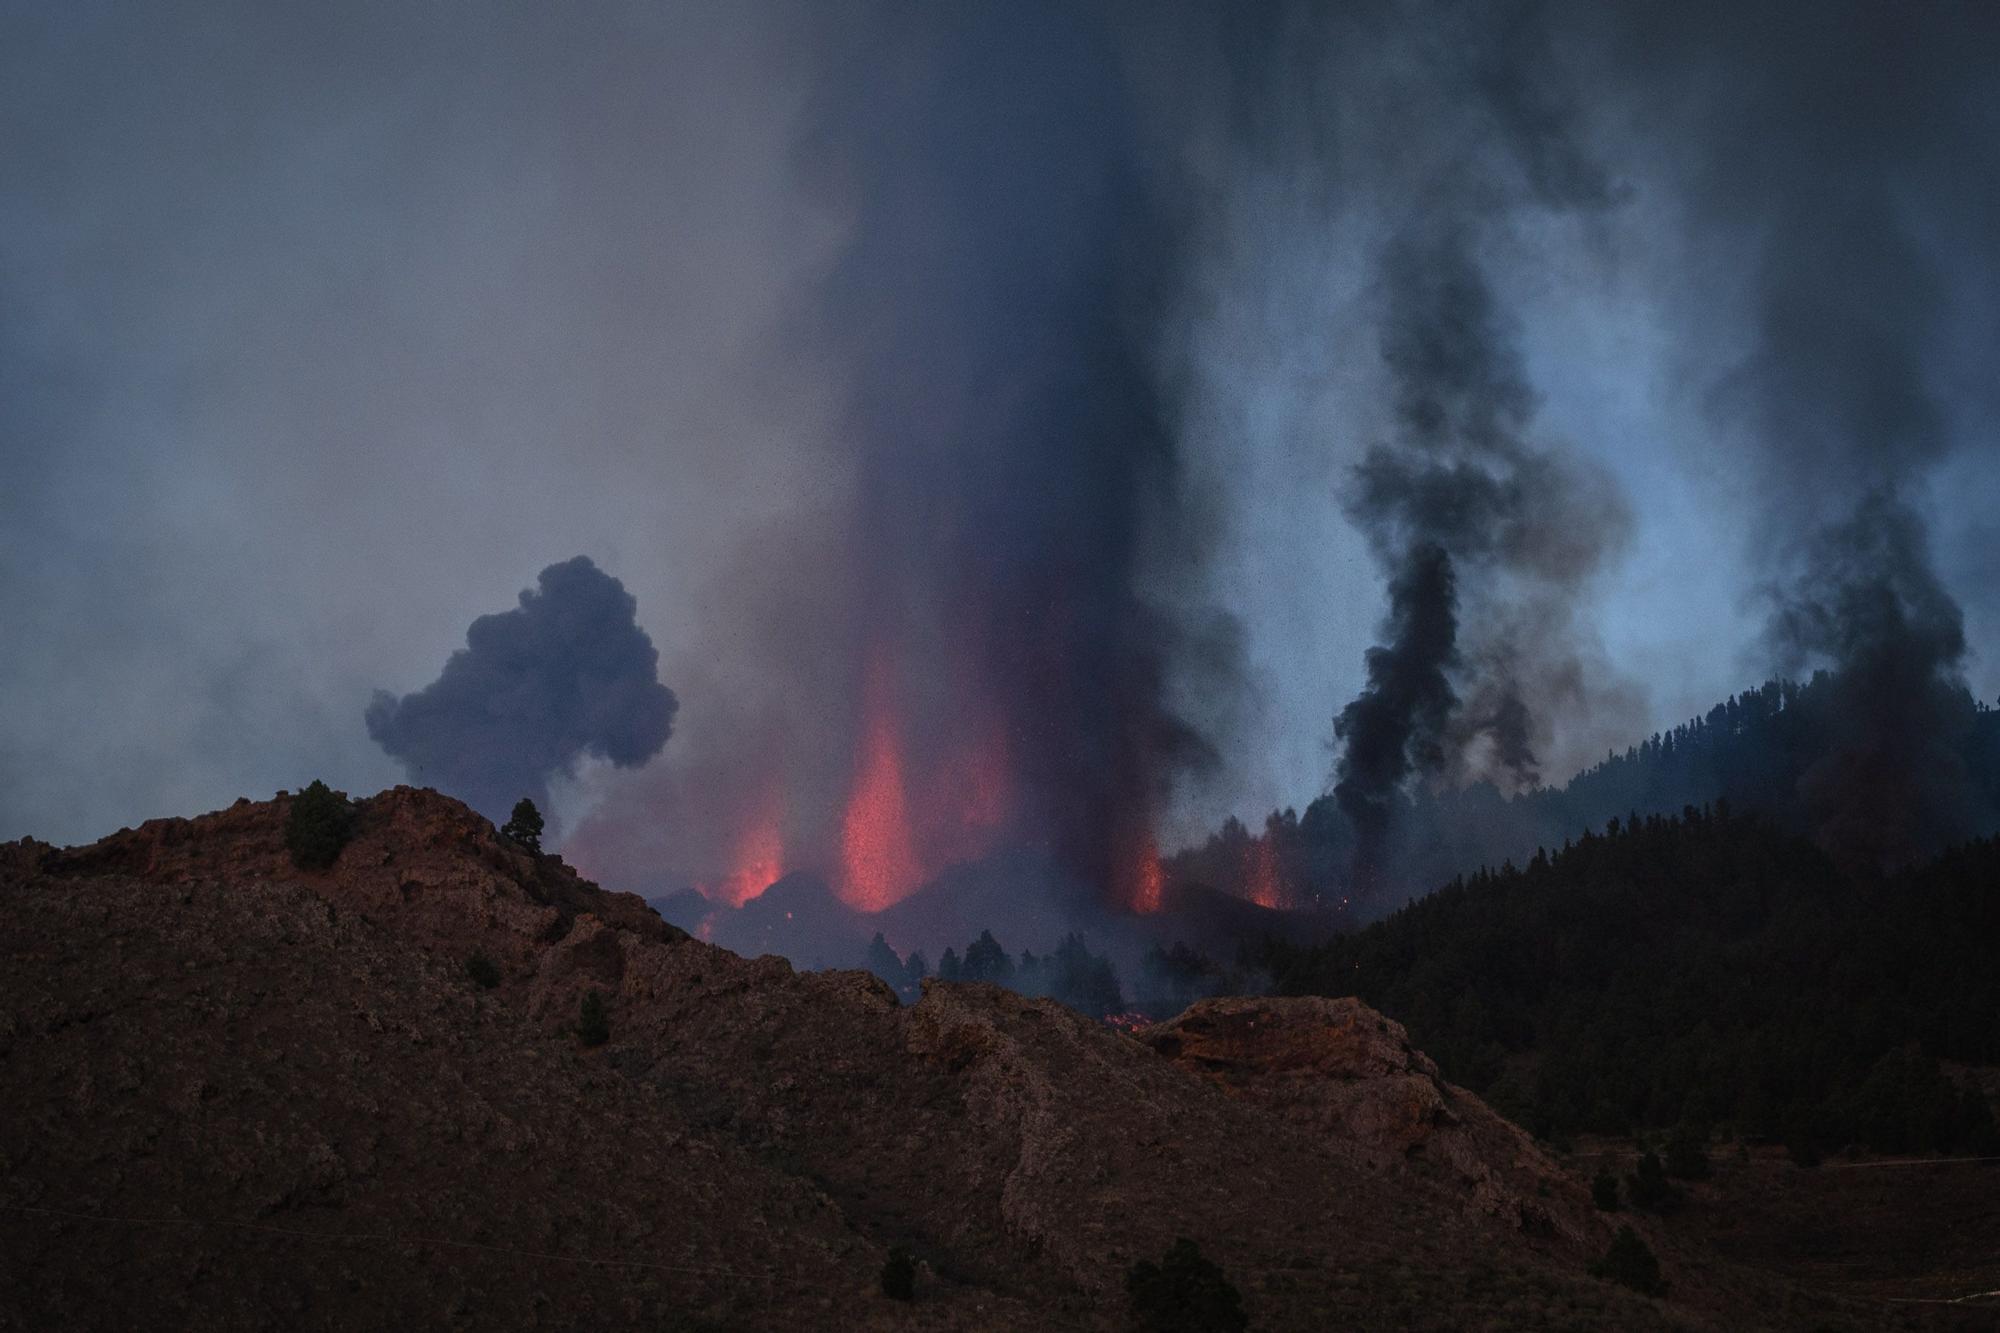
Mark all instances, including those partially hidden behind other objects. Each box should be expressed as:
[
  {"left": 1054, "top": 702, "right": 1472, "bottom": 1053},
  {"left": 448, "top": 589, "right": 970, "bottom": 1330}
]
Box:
[
  {"left": 577, "top": 989, "right": 610, "bottom": 1047},
  {"left": 1125, "top": 1239, "right": 1247, "bottom": 1333},
  {"left": 501, "top": 797, "right": 544, "bottom": 853},
  {"left": 879, "top": 1246, "right": 915, "bottom": 1301},
  {"left": 1258, "top": 809, "right": 2000, "bottom": 1156},
  {"left": 465, "top": 952, "right": 501, "bottom": 989},
  {"left": 284, "top": 780, "right": 355, "bottom": 870},
  {"left": 1590, "top": 1225, "right": 1664, "bottom": 1296},
  {"left": 1590, "top": 1169, "right": 1620, "bottom": 1212}
]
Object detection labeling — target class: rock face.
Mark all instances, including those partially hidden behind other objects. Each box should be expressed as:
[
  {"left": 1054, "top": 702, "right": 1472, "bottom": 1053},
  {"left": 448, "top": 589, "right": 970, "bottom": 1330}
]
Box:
[
  {"left": 0, "top": 789, "right": 1844, "bottom": 1329},
  {"left": 1139, "top": 997, "right": 1598, "bottom": 1251}
]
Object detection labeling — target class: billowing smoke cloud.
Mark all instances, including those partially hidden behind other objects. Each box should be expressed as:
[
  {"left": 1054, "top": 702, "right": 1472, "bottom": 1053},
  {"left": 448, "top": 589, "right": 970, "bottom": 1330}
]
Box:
[
  {"left": 366, "top": 557, "right": 677, "bottom": 824},
  {"left": 1320, "top": 9, "right": 1640, "bottom": 892},
  {"left": 1332, "top": 541, "right": 1459, "bottom": 867},
  {"left": 1333, "top": 226, "right": 1632, "bottom": 885},
  {"left": 1774, "top": 495, "right": 1972, "bottom": 863}
]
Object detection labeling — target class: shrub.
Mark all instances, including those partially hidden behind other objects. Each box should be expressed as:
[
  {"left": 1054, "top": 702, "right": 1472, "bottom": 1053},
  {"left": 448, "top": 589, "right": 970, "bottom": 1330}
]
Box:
[
  {"left": 1591, "top": 1225, "right": 1665, "bottom": 1296},
  {"left": 1591, "top": 1169, "right": 1621, "bottom": 1211},
  {"left": 501, "top": 797, "right": 544, "bottom": 853},
  {"left": 1126, "top": 1239, "right": 1247, "bottom": 1333},
  {"left": 879, "top": 1246, "right": 915, "bottom": 1301},
  {"left": 1625, "top": 1150, "right": 1683, "bottom": 1213},
  {"left": 466, "top": 953, "right": 501, "bottom": 989},
  {"left": 577, "top": 989, "right": 610, "bottom": 1047},
  {"left": 285, "top": 780, "right": 355, "bottom": 870}
]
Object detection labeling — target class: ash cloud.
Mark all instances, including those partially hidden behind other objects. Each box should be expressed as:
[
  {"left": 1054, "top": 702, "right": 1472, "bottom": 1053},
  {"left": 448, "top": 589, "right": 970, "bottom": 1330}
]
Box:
[
  {"left": 366, "top": 557, "right": 677, "bottom": 824},
  {"left": 1334, "top": 223, "right": 1632, "bottom": 886},
  {"left": 1614, "top": 0, "right": 2000, "bottom": 861},
  {"left": 798, "top": 2, "right": 1233, "bottom": 897}
]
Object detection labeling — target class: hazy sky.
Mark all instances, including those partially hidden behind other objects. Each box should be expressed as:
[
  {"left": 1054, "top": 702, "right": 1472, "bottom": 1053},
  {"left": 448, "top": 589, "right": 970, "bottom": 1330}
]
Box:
[{"left": 4, "top": 2, "right": 1995, "bottom": 862}]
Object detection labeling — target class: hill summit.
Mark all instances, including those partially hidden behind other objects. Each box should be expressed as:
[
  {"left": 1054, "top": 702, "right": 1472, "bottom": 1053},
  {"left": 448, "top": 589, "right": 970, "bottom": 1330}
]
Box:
[{"left": 0, "top": 787, "right": 1952, "bottom": 1329}]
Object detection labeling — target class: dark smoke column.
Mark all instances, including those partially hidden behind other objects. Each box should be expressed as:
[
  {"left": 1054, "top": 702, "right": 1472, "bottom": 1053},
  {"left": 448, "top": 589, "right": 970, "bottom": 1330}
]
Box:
[
  {"left": 1333, "top": 542, "right": 1458, "bottom": 884},
  {"left": 1639, "top": 3, "right": 2000, "bottom": 865},
  {"left": 803, "top": 3, "right": 1226, "bottom": 906},
  {"left": 366, "top": 556, "right": 677, "bottom": 826},
  {"left": 1332, "top": 226, "right": 1629, "bottom": 894}
]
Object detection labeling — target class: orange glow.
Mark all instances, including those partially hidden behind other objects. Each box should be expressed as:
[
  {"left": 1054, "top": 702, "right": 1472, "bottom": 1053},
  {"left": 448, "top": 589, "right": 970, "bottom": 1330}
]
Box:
[
  {"left": 1244, "top": 836, "right": 1282, "bottom": 910},
  {"left": 839, "top": 652, "right": 924, "bottom": 912},
  {"left": 705, "top": 785, "right": 785, "bottom": 908},
  {"left": 1124, "top": 828, "right": 1165, "bottom": 914}
]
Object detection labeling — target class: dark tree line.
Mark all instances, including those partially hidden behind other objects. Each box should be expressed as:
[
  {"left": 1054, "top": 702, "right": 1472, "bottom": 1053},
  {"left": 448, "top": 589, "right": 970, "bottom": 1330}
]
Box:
[
  {"left": 1171, "top": 673, "right": 2000, "bottom": 920},
  {"left": 866, "top": 929, "right": 1123, "bottom": 1015},
  {"left": 1252, "top": 807, "right": 2000, "bottom": 1155},
  {"left": 862, "top": 929, "right": 1253, "bottom": 1019}
]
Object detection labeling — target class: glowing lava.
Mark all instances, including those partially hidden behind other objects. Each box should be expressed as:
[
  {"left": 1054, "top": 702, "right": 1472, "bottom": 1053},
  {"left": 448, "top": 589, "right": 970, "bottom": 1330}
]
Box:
[
  {"left": 839, "top": 652, "right": 924, "bottom": 911},
  {"left": 706, "top": 784, "right": 786, "bottom": 908},
  {"left": 1245, "top": 835, "right": 1282, "bottom": 910},
  {"left": 1123, "top": 829, "right": 1165, "bottom": 914}
]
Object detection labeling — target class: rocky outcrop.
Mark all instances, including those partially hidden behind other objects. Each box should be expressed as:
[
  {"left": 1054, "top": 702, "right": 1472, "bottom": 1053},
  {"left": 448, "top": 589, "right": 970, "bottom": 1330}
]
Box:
[
  {"left": 0, "top": 788, "right": 1758, "bottom": 1329},
  {"left": 1140, "top": 996, "right": 1602, "bottom": 1253}
]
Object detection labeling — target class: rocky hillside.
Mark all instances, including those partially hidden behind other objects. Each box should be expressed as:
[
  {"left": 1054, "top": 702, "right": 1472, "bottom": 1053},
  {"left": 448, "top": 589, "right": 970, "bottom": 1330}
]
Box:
[{"left": 0, "top": 789, "right": 1971, "bottom": 1329}]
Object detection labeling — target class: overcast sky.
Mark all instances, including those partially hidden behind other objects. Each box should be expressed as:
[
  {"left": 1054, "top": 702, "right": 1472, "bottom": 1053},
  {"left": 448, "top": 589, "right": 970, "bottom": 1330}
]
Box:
[{"left": 4, "top": 2, "right": 1995, "bottom": 861}]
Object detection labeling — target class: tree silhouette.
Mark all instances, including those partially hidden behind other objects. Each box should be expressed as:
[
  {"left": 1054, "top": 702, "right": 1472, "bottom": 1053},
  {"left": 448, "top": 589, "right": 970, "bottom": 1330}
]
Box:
[
  {"left": 502, "top": 797, "right": 544, "bottom": 853},
  {"left": 286, "top": 780, "right": 355, "bottom": 870}
]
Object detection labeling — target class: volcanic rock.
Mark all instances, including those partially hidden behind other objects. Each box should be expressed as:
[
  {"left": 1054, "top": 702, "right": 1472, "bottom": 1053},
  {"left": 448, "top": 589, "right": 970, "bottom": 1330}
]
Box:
[
  {"left": 1140, "top": 996, "right": 1596, "bottom": 1249},
  {"left": 0, "top": 787, "right": 1924, "bottom": 1329}
]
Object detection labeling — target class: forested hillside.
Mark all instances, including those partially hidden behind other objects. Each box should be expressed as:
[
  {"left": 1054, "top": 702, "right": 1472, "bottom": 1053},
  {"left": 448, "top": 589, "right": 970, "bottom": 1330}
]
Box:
[
  {"left": 1174, "top": 674, "right": 2000, "bottom": 918},
  {"left": 1256, "top": 806, "right": 2000, "bottom": 1157}
]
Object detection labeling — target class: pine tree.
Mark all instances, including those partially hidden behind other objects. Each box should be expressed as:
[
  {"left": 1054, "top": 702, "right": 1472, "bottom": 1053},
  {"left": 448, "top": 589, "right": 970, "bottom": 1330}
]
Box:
[{"left": 502, "top": 798, "right": 544, "bottom": 853}]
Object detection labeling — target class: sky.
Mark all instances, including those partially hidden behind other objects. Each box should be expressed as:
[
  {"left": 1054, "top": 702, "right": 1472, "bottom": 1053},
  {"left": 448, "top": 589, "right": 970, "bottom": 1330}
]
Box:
[{"left": 3, "top": 1, "right": 1996, "bottom": 874}]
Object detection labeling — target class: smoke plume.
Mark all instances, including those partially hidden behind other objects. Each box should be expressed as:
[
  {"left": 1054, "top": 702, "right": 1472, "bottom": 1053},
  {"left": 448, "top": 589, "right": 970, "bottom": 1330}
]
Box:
[
  {"left": 1626, "top": 0, "right": 2000, "bottom": 861},
  {"left": 1334, "top": 223, "right": 1631, "bottom": 887},
  {"left": 799, "top": 2, "right": 1231, "bottom": 902},
  {"left": 366, "top": 556, "right": 677, "bottom": 824}
]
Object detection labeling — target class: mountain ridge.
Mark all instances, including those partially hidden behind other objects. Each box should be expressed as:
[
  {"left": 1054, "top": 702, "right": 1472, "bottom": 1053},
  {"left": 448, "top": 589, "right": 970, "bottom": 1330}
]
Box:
[{"left": 0, "top": 787, "right": 1965, "bottom": 1329}]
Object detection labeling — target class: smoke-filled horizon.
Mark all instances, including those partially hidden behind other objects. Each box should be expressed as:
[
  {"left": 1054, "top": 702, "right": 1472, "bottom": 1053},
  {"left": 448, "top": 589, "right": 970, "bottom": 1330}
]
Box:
[{"left": 5, "top": 5, "right": 1999, "bottom": 952}]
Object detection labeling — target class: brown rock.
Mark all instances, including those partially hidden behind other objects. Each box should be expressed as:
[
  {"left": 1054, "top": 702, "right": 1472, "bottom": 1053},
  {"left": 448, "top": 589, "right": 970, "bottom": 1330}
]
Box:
[
  {"left": 1141, "top": 995, "right": 1600, "bottom": 1251},
  {"left": 0, "top": 788, "right": 1892, "bottom": 1330}
]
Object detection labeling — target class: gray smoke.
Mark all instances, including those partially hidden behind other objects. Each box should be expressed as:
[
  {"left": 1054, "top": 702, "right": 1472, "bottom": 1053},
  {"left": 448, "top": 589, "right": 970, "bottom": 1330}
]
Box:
[
  {"left": 366, "top": 556, "right": 677, "bottom": 824},
  {"left": 1618, "top": 0, "right": 2000, "bottom": 861},
  {"left": 793, "top": 0, "right": 1234, "bottom": 900},
  {"left": 1334, "top": 220, "right": 1631, "bottom": 886}
]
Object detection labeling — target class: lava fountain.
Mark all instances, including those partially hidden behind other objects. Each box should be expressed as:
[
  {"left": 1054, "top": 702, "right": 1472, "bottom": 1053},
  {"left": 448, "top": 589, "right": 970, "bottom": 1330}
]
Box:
[
  {"left": 838, "top": 651, "right": 924, "bottom": 911},
  {"left": 705, "top": 777, "right": 786, "bottom": 908}
]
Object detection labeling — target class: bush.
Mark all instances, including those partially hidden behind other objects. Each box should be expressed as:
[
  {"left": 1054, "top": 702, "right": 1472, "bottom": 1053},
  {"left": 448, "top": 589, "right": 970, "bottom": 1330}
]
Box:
[
  {"left": 1591, "top": 1225, "right": 1665, "bottom": 1296},
  {"left": 285, "top": 780, "right": 355, "bottom": 870},
  {"left": 466, "top": 953, "right": 501, "bottom": 989},
  {"left": 577, "top": 989, "right": 610, "bottom": 1047},
  {"left": 1126, "top": 1239, "right": 1247, "bottom": 1333},
  {"left": 501, "top": 797, "right": 544, "bottom": 853},
  {"left": 1591, "top": 1169, "right": 1621, "bottom": 1211},
  {"left": 879, "top": 1246, "right": 915, "bottom": 1301},
  {"left": 1625, "top": 1150, "right": 1683, "bottom": 1213}
]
